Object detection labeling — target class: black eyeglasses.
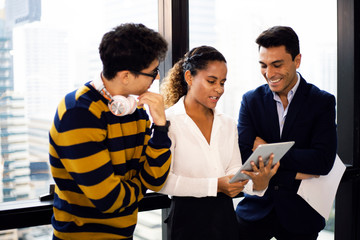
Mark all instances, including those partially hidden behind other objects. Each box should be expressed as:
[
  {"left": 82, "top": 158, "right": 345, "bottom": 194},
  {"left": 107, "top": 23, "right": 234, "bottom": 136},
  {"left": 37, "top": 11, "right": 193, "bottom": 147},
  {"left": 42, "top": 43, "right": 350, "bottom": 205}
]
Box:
[{"left": 132, "top": 68, "right": 159, "bottom": 80}]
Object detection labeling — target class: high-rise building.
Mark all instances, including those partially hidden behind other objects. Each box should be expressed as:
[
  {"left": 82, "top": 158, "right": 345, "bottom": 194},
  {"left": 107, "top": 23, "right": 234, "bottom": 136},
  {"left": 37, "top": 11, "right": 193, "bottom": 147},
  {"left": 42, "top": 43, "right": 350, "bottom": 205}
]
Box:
[
  {"left": 0, "top": 0, "right": 49, "bottom": 206},
  {"left": 0, "top": 36, "right": 13, "bottom": 94},
  {"left": 0, "top": 91, "right": 30, "bottom": 202},
  {"left": 0, "top": 13, "right": 14, "bottom": 95}
]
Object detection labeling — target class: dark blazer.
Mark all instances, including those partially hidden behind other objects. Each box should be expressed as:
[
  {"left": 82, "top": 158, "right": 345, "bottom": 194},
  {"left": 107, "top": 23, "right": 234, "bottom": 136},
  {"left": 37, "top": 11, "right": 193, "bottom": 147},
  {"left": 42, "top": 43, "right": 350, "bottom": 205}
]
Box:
[{"left": 235, "top": 74, "right": 337, "bottom": 234}]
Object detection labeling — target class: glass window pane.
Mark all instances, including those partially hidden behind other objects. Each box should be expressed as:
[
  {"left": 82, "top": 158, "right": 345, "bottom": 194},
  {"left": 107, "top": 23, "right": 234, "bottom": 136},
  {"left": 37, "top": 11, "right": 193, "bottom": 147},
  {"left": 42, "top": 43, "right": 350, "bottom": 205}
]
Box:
[
  {"left": 189, "top": 0, "right": 337, "bottom": 120},
  {"left": 189, "top": 0, "right": 337, "bottom": 239},
  {"left": 1, "top": 0, "right": 160, "bottom": 238},
  {"left": 0, "top": 0, "right": 158, "bottom": 202}
]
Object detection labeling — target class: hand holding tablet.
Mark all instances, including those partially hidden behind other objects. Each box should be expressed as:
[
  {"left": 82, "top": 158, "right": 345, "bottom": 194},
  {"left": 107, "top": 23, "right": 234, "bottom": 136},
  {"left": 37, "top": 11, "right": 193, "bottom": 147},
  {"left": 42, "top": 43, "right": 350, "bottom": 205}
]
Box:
[{"left": 229, "top": 141, "right": 295, "bottom": 183}]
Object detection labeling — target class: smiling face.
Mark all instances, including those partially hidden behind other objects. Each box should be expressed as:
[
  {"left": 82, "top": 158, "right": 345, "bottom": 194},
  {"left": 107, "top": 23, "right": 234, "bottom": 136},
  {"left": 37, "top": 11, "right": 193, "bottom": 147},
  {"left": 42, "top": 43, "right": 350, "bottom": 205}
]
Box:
[
  {"left": 185, "top": 60, "right": 227, "bottom": 110},
  {"left": 259, "top": 45, "right": 301, "bottom": 97}
]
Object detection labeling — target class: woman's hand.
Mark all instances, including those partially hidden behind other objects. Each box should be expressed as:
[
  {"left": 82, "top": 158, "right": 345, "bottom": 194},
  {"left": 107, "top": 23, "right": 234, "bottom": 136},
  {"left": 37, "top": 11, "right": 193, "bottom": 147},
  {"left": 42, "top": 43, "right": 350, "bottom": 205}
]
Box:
[
  {"left": 217, "top": 175, "right": 249, "bottom": 198},
  {"left": 241, "top": 154, "right": 280, "bottom": 191}
]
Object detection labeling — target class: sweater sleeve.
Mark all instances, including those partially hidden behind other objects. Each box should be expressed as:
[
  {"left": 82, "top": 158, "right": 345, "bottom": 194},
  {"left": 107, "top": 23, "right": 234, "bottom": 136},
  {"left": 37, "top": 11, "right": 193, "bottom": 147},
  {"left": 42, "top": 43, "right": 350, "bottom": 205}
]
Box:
[
  {"left": 50, "top": 104, "right": 168, "bottom": 214},
  {"left": 139, "top": 119, "right": 172, "bottom": 192}
]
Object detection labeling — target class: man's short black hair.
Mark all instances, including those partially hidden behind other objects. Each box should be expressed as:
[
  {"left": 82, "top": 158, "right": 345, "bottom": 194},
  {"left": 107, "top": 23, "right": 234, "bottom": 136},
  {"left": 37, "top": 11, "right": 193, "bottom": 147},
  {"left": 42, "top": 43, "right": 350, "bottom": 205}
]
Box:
[
  {"left": 99, "top": 23, "right": 168, "bottom": 79},
  {"left": 256, "top": 26, "right": 300, "bottom": 60}
]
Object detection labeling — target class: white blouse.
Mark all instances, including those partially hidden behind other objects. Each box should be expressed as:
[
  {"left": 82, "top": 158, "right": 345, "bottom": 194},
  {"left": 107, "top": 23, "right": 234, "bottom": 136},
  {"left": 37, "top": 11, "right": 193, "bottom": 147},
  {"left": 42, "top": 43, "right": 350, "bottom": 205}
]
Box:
[{"left": 159, "top": 97, "right": 263, "bottom": 198}]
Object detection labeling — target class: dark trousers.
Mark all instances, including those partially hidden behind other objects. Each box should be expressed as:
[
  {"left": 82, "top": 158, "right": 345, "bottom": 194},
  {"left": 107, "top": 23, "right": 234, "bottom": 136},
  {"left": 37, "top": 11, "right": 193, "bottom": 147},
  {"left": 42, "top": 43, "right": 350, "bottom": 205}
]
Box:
[
  {"left": 165, "top": 193, "right": 239, "bottom": 240},
  {"left": 237, "top": 208, "right": 319, "bottom": 240}
]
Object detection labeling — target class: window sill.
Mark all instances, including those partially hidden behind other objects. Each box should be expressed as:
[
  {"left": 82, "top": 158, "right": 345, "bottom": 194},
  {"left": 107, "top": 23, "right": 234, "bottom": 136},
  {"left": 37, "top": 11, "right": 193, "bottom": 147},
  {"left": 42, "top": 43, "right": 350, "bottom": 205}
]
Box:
[{"left": 0, "top": 192, "right": 171, "bottom": 230}]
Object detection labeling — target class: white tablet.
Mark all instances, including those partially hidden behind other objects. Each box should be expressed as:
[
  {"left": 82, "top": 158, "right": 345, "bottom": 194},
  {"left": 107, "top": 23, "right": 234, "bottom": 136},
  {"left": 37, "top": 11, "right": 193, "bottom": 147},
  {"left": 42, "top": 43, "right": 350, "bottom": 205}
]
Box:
[{"left": 229, "top": 141, "right": 295, "bottom": 183}]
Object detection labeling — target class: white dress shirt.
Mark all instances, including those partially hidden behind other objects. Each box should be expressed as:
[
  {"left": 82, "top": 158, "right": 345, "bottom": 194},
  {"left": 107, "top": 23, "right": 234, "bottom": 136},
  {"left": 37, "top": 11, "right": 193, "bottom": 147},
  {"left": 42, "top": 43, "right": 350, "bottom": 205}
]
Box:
[
  {"left": 273, "top": 73, "right": 300, "bottom": 137},
  {"left": 159, "top": 96, "right": 263, "bottom": 198}
]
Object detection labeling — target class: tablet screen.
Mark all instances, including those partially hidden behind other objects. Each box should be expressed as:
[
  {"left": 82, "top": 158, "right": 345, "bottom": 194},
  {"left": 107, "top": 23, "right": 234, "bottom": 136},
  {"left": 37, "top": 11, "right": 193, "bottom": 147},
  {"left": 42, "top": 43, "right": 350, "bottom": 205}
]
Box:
[{"left": 229, "top": 141, "right": 295, "bottom": 183}]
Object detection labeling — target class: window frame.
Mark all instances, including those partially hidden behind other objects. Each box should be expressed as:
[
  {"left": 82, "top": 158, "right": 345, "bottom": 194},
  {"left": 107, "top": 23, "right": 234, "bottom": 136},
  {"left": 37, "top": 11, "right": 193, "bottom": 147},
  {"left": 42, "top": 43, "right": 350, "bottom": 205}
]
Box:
[
  {"left": 335, "top": 0, "right": 360, "bottom": 239},
  {"left": 0, "top": 1, "right": 358, "bottom": 239}
]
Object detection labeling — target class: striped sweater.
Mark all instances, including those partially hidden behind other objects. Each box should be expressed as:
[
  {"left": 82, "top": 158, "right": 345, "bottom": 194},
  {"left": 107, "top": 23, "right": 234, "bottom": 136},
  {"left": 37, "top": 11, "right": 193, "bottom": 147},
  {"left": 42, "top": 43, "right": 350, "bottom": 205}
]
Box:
[{"left": 49, "top": 82, "right": 171, "bottom": 240}]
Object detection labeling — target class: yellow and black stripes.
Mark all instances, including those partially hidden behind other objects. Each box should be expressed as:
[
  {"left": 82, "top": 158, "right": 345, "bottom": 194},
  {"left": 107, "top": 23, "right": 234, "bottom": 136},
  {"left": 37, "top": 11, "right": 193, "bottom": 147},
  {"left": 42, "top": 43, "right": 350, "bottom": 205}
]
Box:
[{"left": 49, "top": 82, "right": 171, "bottom": 239}]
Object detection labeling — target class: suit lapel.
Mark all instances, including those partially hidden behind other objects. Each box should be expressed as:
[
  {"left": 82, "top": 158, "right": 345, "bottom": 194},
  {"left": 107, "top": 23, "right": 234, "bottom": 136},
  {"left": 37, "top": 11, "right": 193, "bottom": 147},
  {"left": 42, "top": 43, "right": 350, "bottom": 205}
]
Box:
[{"left": 281, "top": 76, "right": 309, "bottom": 140}]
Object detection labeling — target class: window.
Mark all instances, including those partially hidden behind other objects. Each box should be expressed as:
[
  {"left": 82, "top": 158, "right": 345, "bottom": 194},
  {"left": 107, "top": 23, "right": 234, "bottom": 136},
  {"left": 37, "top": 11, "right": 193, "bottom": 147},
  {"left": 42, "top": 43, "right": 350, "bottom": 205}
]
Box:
[
  {"left": 189, "top": 0, "right": 337, "bottom": 120},
  {"left": 0, "top": 1, "right": 357, "bottom": 240},
  {"left": 1, "top": 0, "right": 159, "bottom": 239},
  {"left": 2, "top": 0, "right": 158, "bottom": 202}
]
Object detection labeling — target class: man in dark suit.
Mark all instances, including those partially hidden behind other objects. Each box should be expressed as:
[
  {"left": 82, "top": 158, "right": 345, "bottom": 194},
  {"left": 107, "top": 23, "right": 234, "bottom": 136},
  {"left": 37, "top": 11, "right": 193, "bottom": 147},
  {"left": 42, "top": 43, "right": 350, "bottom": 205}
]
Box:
[{"left": 235, "top": 26, "right": 337, "bottom": 240}]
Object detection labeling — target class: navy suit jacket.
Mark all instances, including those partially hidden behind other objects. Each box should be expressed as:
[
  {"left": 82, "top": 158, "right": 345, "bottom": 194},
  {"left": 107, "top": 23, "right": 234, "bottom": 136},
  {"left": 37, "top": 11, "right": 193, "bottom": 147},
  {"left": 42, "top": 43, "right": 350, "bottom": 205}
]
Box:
[{"left": 235, "top": 74, "right": 337, "bottom": 234}]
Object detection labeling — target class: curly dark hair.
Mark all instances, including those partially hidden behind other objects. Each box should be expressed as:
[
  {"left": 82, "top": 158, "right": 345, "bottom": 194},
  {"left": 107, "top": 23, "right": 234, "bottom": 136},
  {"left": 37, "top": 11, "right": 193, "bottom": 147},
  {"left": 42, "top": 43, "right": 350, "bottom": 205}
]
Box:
[
  {"left": 256, "top": 26, "right": 300, "bottom": 60},
  {"left": 99, "top": 23, "right": 168, "bottom": 79},
  {"left": 160, "top": 45, "right": 226, "bottom": 108}
]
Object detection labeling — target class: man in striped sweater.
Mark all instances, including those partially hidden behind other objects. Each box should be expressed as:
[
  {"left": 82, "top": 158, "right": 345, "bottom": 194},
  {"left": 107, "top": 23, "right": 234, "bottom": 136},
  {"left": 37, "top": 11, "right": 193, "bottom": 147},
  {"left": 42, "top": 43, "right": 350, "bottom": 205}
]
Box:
[{"left": 49, "top": 23, "right": 171, "bottom": 240}]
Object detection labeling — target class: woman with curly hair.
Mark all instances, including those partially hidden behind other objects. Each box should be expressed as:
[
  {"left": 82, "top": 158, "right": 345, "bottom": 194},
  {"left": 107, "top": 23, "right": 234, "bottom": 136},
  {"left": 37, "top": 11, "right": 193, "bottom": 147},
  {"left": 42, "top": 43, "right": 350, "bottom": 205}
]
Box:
[{"left": 159, "top": 45, "right": 279, "bottom": 240}]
